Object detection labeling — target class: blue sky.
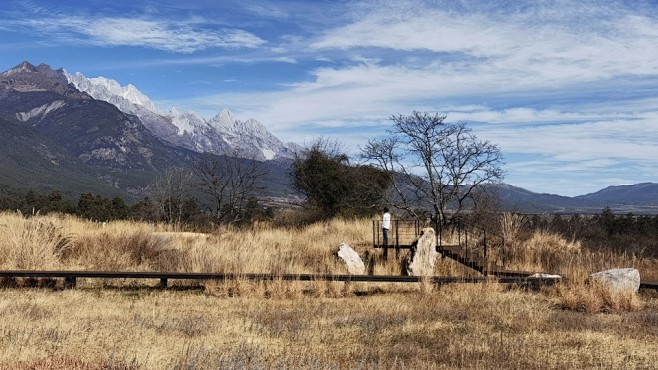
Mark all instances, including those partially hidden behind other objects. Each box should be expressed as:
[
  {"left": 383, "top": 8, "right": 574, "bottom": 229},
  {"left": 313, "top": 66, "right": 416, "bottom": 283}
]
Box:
[{"left": 2, "top": 0, "right": 658, "bottom": 196}]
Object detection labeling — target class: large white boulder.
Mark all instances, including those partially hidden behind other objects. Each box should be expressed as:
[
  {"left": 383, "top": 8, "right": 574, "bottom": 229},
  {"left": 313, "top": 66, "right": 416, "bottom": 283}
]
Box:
[
  {"left": 403, "top": 228, "right": 438, "bottom": 276},
  {"left": 337, "top": 243, "right": 366, "bottom": 275},
  {"left": 588, "top": 268, "right": 641, "bottom": 293}
]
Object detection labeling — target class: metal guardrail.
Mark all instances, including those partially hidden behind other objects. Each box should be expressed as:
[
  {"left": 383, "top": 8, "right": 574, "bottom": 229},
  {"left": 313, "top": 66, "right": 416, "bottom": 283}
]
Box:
[
  {"left": 640, "top": 282, "right": 658, "bottom": 291},
  {"left": 0, "top": 270, "right": 564, "bottom": 289},
  {"left": 2, "top": 270, "right": 654, "bottom": 291}
]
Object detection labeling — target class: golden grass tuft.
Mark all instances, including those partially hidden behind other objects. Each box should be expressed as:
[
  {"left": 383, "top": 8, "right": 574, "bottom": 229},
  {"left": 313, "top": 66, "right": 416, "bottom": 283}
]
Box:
[
  {"left": 514, "top": 229, "right": 582, "bottom": 273},
  {"left": 555, "top": 281, "right": 643, "bottom": 313},
  {"left": 67, "top": 229, "right": 177, "bottom": 271},
  {"left": 0, "top": 213, "right": 71, "bottom": 269},
  {"left": 500, "top": 212, "right": 527, "bottom": 243}
]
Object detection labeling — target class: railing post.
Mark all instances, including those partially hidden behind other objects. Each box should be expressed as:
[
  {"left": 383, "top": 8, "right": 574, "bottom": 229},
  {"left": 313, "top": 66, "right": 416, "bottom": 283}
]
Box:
[
  {"left": 372, "top": 220, "right": 376, "bottom": 246},
  {"left": 436, "top": 219, "right": 440, "bottom": 249},
  {"left": 160, "top": 278, "right": 168, "bottom": 289},
  {"left": 458, "top": 223, "right": 464, "bottom": 256},
  {"left": 484, "top": 231, "right": 488, "bottom": 276},
  {"left": 465, "top": 226, "right": 469, "bottom": 259},
  {"left": 383, "top": 220, "right": 388, "bottom": 260},
  {"left": 395, "top": 221, "right": 400, "bottom": 258}
]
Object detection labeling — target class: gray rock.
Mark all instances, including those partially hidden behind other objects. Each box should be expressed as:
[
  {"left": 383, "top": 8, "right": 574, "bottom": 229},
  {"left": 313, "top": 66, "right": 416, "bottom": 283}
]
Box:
[
  {"left": 403, "top": 228, "right": 438, "bottom": 276},
  {"left": 588, "top": 268, "right": 640, "bottom": 293},
  {"left": 337, "top": 243, "right": 365, "bottom": 275}
]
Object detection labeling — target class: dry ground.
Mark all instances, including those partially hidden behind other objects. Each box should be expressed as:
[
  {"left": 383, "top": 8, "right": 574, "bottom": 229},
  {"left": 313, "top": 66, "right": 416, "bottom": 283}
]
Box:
[
  {"left": 1, "top": 284, "right": 656, "bottom": 369},
  {"left": 0, "top": 212, "right": 656, "bottom": 369}
]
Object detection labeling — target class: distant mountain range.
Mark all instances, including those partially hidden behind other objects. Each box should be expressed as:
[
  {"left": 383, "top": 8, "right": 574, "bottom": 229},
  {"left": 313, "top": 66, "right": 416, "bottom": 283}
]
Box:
[
  {"left": 494, "top": 183, "right": 658, "bottom": 214},
  {"left": 1, "top": 61, "right": 657, "bottom": 214},
  {"left": 0, "top": 61, "right": 291, "bottom": 200}
]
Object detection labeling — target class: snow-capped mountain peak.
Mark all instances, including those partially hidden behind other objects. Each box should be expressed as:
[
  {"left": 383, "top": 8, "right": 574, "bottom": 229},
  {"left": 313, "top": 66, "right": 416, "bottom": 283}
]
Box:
[
  {"left": 208, "top": 111, "right": 292, "bottom": 160},
  {"left": 209, "top": 108, "right": 236, "bottom": 128},
  {"left": 120, "top": 83, "right": 153, "bottom": 109},
  {"left": 64, "top": 71, "right": 160, "bottom": 114},
  {"left": 209, "top": 110, "right": 268, "bottom": 138},
  {"left": 168, "top": 108, "right": 206, "bottom": 136},
  {"left": 64, "top": 70, "right": 296, "bottom": 161}
]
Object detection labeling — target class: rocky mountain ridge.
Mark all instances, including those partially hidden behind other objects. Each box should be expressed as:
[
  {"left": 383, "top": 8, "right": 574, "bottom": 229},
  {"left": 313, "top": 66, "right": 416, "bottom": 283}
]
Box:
[
  {"left": 65, "top": 70, "right": 298, "bottom": 161},
  {"left": 0, "top": 61, "right": 199, "bottom": 195}
]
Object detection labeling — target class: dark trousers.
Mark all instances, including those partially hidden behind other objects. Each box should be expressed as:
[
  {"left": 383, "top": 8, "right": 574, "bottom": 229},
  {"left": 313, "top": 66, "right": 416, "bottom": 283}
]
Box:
[{"left": 382, "top": 228, "right": 389, "bottom": 245}]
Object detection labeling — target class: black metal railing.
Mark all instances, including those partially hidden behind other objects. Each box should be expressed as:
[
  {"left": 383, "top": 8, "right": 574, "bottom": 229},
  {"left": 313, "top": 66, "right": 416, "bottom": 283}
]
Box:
[
  {"left": 372, "top": 218, "right": 509, "bottom": 275},
  {"left": 372, "top": 219, "right": 429, "bottom": 258},
  {"left": 436, "top": 220, "right": 507, "bottom": 275}
]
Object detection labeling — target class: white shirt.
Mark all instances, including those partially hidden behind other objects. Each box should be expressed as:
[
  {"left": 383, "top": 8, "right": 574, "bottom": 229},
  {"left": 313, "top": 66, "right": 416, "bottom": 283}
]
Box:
[{"left": 382, "top": 212, "right": 391, "bottom": 229}]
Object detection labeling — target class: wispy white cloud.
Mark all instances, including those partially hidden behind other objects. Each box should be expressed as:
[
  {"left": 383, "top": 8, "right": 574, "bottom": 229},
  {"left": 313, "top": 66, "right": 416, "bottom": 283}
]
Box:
[
  {"left": 312, "top": 3, "right": 658, "bottom": 82},
  {"left": 447, "top": 103, "right": 658, "bottom": 161},
  {"left": 12, "top": 15, "right": 266, "bottom": 52},
  {"left": 311, "top": 10, "right": 515, "bottom": 57},
  {"left": 244, "top": 3, "right": 290, "bottom": 19}
]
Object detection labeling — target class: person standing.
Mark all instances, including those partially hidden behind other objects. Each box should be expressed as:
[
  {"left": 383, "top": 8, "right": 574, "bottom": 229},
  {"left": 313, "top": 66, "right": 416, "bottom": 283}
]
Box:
[{"left": 382, "top": 207, "right": 391, "bottom": 246}]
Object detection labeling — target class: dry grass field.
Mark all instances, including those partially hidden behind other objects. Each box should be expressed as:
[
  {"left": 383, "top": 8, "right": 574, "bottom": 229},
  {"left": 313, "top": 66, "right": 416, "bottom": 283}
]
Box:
[{"left": 0, "top": 211, "right": 657, "bottom": 369}]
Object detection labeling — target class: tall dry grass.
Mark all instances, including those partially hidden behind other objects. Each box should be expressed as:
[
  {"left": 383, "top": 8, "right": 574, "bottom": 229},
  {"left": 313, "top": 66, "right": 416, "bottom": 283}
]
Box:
[
  {"left": 554, "top": 280, "right": 643, "bottom": 313},
  {"left": 0, "top": 210, "right": 654, "bottom": 281},
  {"left": 495, "top": 222, "right": 646, "bottom": 284},
  {"left": 1, "top": 211, "right": 657, "bottom": 368},
  {"left": 0, "top": 212, "right": 377, "bottom": 275},
  {"left": 0, "top": 213, "right": 70, "bottom": 269},
  {"left": 500, "top": 212, "right": 528, "bottom": 244},
  {"left": 491, "top": 213, "right": 651, "bottom": 314}
]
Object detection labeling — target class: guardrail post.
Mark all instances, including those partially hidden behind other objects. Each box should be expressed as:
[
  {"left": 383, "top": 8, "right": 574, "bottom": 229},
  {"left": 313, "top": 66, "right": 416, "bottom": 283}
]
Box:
[
  {"left": 159, "top": 278, "right": 168, "bottom": 289},
  {"left": 64, "top": 276, "right": 77, "bottom": 289}
]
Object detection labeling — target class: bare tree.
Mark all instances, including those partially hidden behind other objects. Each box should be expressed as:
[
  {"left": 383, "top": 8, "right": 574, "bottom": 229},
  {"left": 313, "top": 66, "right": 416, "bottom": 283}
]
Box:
[
  {"left": 193, "top": 152, "right": 267, "bottom": 226},
  {"left": 361, "top": 112, "right": 504, "bottom": 224},
  {"left": 148, "top": 167, "right": 194, "bottom": 225}
]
